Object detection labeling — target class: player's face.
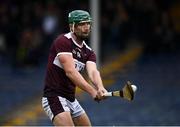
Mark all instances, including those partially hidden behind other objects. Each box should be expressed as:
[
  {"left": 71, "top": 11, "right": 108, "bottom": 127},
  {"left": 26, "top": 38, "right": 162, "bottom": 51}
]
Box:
[{"left": 74, "top": 22, "right": 91, "bottom": 40}]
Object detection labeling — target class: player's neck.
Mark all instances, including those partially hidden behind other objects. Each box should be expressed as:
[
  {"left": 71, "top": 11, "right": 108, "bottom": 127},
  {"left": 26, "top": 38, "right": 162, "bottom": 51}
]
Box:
[{"left": 71, "top": 33, "right": 83, "bottom": 46}]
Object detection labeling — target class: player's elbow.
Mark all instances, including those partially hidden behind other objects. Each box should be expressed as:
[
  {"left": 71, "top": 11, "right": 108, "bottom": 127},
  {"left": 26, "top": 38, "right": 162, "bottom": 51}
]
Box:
[
  {"left": 90, "top": 70, "right": 100, "bottom": 79},
  {"left": 94, "top": 69, "right": 100, "bottom": 75},
  {"left": 65, "top": 67, "right": 76, "bottom": 77},
  {"left": 96, "top": 70, "right": 101, "bottom": 77}
]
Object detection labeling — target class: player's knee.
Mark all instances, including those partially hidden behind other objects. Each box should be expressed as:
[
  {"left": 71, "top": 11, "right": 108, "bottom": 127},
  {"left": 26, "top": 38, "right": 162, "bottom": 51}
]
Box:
[
  {"left": 53, "top": 112, "right": 74, "bottom": 126},
  {"left": 73, "top": 113, "right": 91, "bottom": 126}
]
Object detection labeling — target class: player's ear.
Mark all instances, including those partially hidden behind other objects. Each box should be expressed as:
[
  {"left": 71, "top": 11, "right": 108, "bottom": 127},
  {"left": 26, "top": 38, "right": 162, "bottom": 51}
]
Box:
[
  {"left": 69, "top": 23, "right": 76, "bottom": 32},
  {"left": 69, "top": 24, "right": 73, "bottom": 32}
]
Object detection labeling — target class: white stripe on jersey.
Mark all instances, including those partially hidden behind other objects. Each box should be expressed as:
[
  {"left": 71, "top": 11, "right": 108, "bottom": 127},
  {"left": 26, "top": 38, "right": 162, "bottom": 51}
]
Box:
[
  {"left": 83, "top": 42, "right": 92, "bottom": 51},
  {"left": 53, "top": 53, "right": 85, "bottom": 72},
  {"left": 64, "top": 32, "right": 83, "bottom": 48},
  {"left": 57, "top": 52, "right": 72, "bottom": 56},
  {"left": 53, "top": 52, "right": 72, "bottom": 68},
  {"left": 74, "top": 59, "right": 85, "bottom": 72},
  {"left": 64, "top": 32, "right": 71, "bottom": 39},
  {"left": 74, "top": 59, "right": 85, "bottom": 66},
  {"left": 86, "top": 61, "right": 96, "bottom": 64}
]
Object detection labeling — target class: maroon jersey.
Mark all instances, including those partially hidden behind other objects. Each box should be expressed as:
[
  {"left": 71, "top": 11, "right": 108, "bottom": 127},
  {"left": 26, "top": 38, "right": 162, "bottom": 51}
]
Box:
[{"left": 43, "top": 32, "right": 96, "bottom": 101}]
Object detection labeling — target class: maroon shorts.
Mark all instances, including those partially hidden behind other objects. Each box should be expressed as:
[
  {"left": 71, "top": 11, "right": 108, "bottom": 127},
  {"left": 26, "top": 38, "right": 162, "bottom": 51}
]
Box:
[{"left": 42, "top": 96, "right": 85, "bottom": 121}]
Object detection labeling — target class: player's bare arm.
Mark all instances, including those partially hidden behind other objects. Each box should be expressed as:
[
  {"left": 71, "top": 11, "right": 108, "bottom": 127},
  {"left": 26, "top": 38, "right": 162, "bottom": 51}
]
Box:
[
  {"left": 86, "top": 62, "right": 108, "bottom": 97},
  {"left": 59, "top": 54, "right": 97, "bottom": 99}
]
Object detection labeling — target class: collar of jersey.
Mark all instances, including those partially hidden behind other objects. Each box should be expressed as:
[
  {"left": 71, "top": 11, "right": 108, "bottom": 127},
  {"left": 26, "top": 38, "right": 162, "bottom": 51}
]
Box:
[{"left": 64, "top": 32, "right": 85, "bottom": 48}]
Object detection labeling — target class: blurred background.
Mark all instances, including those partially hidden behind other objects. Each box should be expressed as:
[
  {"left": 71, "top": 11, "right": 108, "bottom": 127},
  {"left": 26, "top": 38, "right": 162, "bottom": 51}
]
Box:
[{"left": 0, "top": 0, "right": 180, "bottom": 126}]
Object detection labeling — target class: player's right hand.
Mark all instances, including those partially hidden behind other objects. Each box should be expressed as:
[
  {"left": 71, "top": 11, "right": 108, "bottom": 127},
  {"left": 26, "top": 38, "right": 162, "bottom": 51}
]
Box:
[
  {"left": 94, "top": 91, "right": 107, "bottom": 102},
  {"left": 94, "top": 95, "right": 101, "bottom": 103},
  {"left": 90, "top": 88, "right": 105, "bottom": 102}
]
